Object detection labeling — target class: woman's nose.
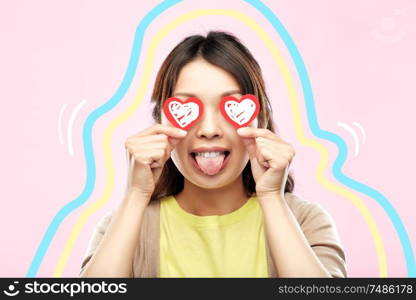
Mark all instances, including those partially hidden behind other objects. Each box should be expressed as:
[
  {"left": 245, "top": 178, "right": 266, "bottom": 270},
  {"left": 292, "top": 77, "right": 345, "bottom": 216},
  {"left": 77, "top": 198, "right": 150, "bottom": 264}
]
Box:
[{"left": 195, "top": 109, "right": 223, "bottom": 139}]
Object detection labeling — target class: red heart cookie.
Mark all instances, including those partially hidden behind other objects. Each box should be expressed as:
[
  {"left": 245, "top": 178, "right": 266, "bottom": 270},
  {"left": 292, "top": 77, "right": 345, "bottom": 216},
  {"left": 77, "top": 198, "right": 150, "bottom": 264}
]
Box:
[
  {"left": 219, "top": 94, "right": 260, "bottom": 128},
  {"left": 163, "top": 97, "right": 203, "bottom": 130}
]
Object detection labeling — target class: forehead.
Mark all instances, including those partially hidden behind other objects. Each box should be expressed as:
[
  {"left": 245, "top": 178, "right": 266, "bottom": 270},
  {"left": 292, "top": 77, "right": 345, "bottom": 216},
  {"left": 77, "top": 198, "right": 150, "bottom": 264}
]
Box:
[{"left": 173, "top": 58, "right": 241, "bottom": 101}]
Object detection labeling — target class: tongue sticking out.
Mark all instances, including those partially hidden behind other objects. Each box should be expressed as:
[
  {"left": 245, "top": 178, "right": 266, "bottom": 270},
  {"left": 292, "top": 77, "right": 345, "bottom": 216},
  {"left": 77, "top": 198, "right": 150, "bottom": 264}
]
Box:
[{"left": 194, "top": 154, "right": 226, "bottom": 176}]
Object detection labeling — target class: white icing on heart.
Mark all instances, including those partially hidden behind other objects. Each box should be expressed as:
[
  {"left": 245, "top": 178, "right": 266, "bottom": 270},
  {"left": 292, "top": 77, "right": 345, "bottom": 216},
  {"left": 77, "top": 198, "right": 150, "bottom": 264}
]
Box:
[
  {"left": 169, "top": 101, "right": 200, "bottom": 128},
  {"left": 224, "top": 98, "right": 256, "bottom": 125}
]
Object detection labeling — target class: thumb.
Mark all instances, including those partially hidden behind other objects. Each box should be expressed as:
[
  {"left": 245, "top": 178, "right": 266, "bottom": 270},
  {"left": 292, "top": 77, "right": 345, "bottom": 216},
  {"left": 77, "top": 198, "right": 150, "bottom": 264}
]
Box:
[{"left": 241, "top": 137, "right": 257, "bottom": 161}]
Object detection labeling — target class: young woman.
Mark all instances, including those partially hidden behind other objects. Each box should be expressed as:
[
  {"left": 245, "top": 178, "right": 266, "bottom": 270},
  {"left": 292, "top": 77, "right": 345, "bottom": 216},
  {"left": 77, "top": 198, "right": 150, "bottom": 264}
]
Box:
[{"left": 80, "top": 31, "right": 347, "bottom": 278}]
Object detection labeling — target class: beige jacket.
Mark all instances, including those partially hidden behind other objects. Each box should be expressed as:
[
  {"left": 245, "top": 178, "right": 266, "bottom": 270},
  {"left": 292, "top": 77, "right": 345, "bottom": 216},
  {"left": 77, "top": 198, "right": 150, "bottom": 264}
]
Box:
[{"left": 80, "top": 192, "right": 347, "bottom": 277}]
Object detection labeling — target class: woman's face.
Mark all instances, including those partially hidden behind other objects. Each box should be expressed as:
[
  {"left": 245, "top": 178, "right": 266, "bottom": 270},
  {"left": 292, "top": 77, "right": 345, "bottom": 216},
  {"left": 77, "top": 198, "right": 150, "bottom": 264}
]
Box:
[{"left": 161, "top": 57, "right": 258, "bottom": 189}]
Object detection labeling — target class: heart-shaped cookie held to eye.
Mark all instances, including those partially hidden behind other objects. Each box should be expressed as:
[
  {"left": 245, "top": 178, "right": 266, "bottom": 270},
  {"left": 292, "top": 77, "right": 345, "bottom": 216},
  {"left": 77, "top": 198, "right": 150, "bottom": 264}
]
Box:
[
  {"left": 219, "top": 94, "right": 260, "bottom": 128},
  {"left": 163, "top": 97, "right": 204, "bottom": 130}
]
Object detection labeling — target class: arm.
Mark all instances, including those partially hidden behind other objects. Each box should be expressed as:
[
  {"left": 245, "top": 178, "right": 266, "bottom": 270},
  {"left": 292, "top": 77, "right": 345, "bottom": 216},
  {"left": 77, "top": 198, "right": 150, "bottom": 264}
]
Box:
[
  {"left": 80, "top": 189, "right": 149, "bottom": 278},
  {"left": 259, "top": 192, "right": 336, "bottom": 278},
  {"left": 237, "top": 128, "right": 345, "bottom": 277}
]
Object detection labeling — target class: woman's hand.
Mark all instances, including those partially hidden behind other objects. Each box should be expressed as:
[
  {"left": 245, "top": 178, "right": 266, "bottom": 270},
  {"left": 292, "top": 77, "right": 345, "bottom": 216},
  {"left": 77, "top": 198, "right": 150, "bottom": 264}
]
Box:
[
  {"left": 237, "top": 127, "right": 295, "bottom": 198},
  {"left": 124, "top": 124, "right": 187, "bottom": 199}
]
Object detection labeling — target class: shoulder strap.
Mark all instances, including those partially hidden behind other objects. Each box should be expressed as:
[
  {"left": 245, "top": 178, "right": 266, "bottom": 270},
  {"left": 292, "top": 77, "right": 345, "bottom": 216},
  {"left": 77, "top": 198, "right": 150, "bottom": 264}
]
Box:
[{"left": 133, "top": 198, "right": 160, "bottom": 277}]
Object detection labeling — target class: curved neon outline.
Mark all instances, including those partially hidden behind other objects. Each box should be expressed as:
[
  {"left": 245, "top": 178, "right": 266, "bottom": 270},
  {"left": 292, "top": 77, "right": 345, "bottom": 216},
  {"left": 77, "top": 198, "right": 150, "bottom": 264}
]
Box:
[
  {"left": 67, "top": 99, "right": 87, "bottom": 156},
  {"left": 54, "top": 9, "right": 387, "bottom": 277},
  {"left": 25, "top": 0, "right": 182, "bottom": 277},
  {"left": 352, "top": 121, "right": 366, "bottom": 145},
  {"left": 245, "top": 0, "right": 415, "bottom": 276},
  {"left": 337, "top": 122, "right": 360, "bottom": 157}
]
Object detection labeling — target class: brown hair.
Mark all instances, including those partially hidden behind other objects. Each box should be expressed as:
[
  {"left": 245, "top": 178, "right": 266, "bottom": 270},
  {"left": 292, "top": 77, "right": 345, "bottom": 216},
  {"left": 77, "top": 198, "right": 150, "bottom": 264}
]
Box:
[{"left": 150, "top": 31, "right": 294, "bottom": 201}]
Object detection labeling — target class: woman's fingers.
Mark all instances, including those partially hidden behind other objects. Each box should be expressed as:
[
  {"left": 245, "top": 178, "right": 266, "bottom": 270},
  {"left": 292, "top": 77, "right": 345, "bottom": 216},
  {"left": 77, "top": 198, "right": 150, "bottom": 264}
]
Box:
[
  {"left": 129, "top": 142, "right": 171, "bottom": 167},
  {"left": 136, "top": 123, "right": 187, "bottom": 139},
  {"left": 237, "top": 127, "right": 275, "bottom": 162},
  {"left": 126, "top": 125, "right": 187, "bottom": 160},
  {"left": 237, "top": 127, "right": 276, "bottom": 140},
  {"left": 124, "top": 124, "right": 187, "bottom": 195},
  {"left": 237, "top": 127, "right": 295, "bottom": 170},
  {"left": 127, "top": 134, "right": 176, "bottom": 154}
]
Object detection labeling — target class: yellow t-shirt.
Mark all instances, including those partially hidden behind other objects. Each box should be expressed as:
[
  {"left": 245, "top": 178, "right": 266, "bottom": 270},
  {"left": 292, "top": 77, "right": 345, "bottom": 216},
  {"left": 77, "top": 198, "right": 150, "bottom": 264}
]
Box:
[{"left": 159, "top": 195, "right": 269, "bottom": 277}]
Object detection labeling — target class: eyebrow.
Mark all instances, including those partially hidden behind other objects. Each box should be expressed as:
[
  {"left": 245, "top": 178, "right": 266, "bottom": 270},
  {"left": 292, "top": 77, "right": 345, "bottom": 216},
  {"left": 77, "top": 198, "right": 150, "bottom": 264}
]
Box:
[{"left": 172, "top": 89, "right": 242, "bottom": 98}]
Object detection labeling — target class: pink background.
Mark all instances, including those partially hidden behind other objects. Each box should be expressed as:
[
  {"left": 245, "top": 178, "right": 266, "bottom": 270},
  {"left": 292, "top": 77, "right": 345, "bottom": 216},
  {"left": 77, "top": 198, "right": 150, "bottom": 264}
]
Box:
[{"left": 1, "top": 0, "right": 415, "bottom": 277}]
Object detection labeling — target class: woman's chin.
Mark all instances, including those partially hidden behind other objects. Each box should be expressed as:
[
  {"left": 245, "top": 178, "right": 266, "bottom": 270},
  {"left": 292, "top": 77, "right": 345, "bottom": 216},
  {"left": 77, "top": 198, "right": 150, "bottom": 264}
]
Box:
[
  {"left": 173, "top": 153, "right": 246, "bottom": 189},
  {"left": 187, "top": 178, "right": 232, "bottom": 190},
  {"left": 184, "top": 166, "right": 241, "bottom": 190}
]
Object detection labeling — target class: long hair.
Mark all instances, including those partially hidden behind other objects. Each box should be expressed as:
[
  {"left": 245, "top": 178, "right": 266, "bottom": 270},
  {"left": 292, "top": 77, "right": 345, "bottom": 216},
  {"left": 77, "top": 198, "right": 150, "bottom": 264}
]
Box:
[{"left": 149, "top": 31, "right": 295, "bottom": 201}]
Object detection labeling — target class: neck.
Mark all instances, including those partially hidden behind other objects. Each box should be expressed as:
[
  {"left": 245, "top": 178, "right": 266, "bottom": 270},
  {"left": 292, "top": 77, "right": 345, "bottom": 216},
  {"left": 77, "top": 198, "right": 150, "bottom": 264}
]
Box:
[{"left": 174, "top": 175, "right": 251, "bottom": 216}]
